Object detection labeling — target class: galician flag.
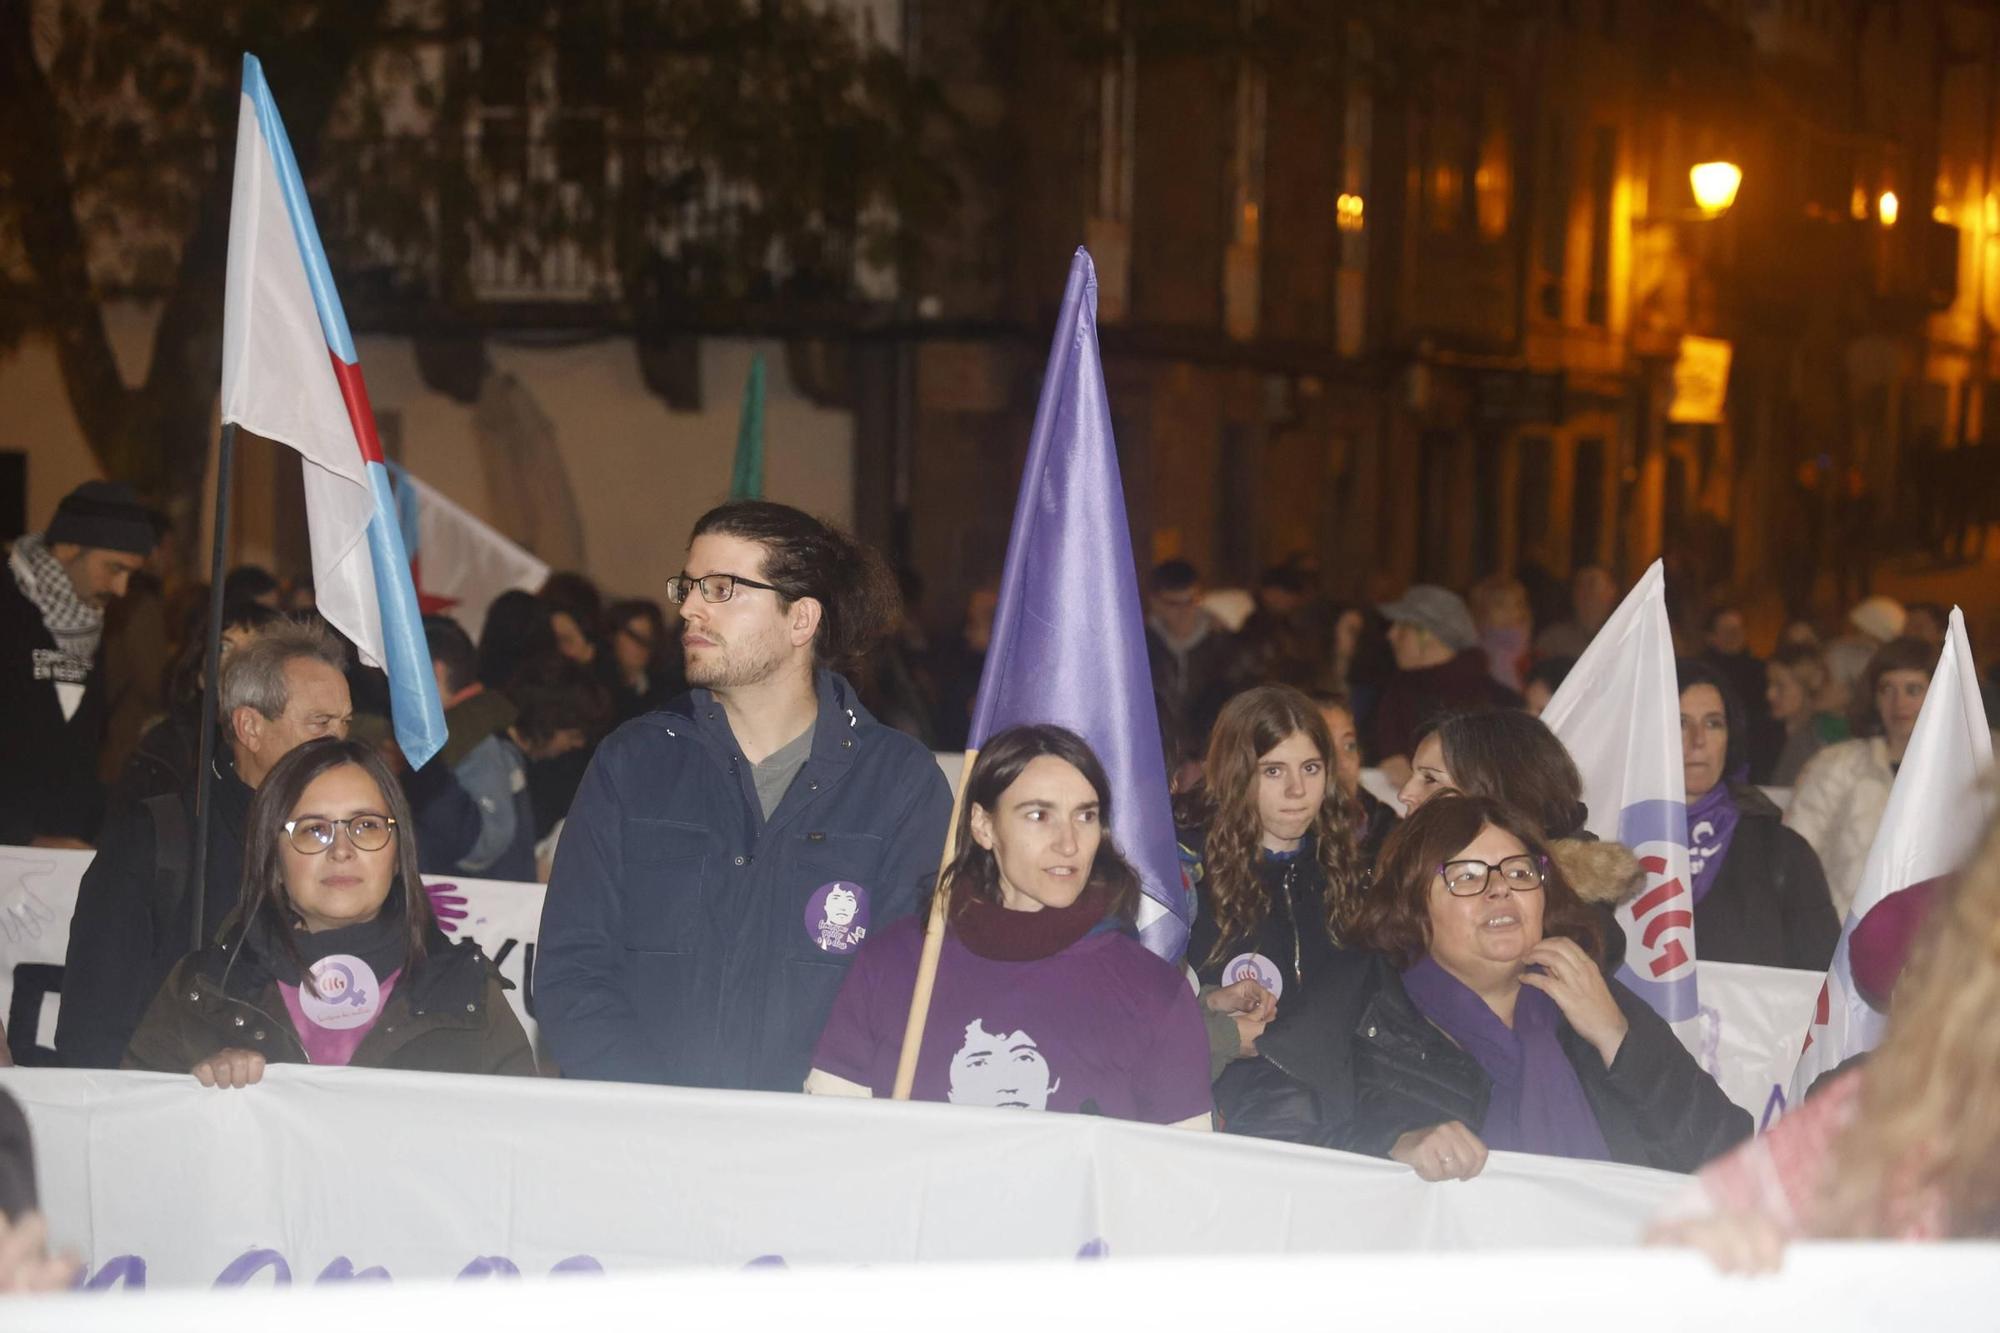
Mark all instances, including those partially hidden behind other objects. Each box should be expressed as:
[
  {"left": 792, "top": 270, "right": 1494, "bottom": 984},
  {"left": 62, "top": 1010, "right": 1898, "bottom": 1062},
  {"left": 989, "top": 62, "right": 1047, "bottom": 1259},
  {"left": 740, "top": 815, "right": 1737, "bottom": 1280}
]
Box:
[
  {"left": 386, "top": 464, "right": 551, "bottom": 641},
  {"left": 1541, "top": 561, "right": 1697, "bottom": 1020},
  {"left": 967, "top": 248, "right": 1189, "bottom": 962},
  {"left": 1787, "top": 608, "right": 1994, "bottom": 1103},
  {"left": 219, "top": 54, "right": 446, "bottom": 767}
]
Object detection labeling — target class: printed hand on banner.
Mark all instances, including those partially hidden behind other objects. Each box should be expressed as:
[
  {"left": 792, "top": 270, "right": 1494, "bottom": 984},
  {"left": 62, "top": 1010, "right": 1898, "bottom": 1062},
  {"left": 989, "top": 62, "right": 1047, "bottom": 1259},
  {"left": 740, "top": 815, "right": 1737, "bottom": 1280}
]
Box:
[
  {"left": 1645, "top": 1210, "right": 1787, "bottom": 1275},
  {"left": 1520, "top": 937, "right": 1629, "bottom": 1069},
  {"left": 425, "top": 882, "right": 469, "bottom": 934},
  {"left": 0, "top": 856, "right": 60, "bottom": 946},
  {"left": 0, "top": 1211, "right": 81, "bottom": 1294}
]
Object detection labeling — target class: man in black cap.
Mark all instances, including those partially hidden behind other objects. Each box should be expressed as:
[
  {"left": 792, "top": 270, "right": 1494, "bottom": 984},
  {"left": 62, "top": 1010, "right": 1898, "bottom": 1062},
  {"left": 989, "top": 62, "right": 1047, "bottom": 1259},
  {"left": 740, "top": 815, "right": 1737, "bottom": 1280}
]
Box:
[{"left": 0, "top": 481, "right": 158, "bottom": 847}]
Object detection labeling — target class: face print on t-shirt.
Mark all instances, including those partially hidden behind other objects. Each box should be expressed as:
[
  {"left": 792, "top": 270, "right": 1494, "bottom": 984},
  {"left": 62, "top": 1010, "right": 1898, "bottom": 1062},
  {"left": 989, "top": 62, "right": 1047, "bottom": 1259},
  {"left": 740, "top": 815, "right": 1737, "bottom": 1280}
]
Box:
[{"left": 946, "top": 1018, "right": 1061, "bottom": 1110}]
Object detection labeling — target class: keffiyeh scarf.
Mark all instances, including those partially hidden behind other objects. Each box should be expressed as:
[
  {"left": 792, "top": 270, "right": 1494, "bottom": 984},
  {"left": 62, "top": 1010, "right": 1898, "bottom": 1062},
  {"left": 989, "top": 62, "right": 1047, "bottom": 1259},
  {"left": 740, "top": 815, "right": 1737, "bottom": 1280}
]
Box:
[{"left": 10, "top": 533, "right": 103, "bottom": 663}]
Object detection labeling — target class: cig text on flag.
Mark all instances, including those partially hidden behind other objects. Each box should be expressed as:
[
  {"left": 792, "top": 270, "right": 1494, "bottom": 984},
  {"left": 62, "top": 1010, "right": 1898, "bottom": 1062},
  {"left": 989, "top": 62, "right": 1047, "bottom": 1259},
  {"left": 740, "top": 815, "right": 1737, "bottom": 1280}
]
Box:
[
  {"left": 1787, "top": 607, "right": 1994, "bottom": 1104},
  {"left": 1541, "top": 561, "right": 1698, "bottom": 1021},
  {"left": 219, "top": 53, "right": 446, "bottom": 767},
  {"left": 967, "top": 248, "right": 1190, "bottom": 962}
]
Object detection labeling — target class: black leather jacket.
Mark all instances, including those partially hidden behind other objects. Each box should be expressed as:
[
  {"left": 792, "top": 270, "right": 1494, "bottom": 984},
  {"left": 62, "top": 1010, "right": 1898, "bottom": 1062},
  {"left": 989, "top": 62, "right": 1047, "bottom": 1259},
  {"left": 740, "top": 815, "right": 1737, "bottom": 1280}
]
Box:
[{"left": 1218, "top": 950, "right": 1751, "bottom": 1172}]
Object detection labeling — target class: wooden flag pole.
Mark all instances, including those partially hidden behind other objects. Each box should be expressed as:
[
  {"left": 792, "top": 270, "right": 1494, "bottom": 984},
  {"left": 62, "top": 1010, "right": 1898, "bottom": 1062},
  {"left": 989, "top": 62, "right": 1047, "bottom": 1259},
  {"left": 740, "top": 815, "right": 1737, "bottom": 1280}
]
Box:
[{"left": 890, "top": 748, "right": 977, "bottom": 1100}]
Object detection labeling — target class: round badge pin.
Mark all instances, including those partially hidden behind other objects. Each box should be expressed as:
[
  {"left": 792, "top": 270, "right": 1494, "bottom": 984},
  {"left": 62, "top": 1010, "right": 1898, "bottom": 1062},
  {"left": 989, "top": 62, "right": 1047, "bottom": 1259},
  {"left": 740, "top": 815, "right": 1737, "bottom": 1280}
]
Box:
[
  {"left": 1222, "top": 951, "right": 1284, "bottom": 1001},
  {"left": 803, "top": 881, "right": 870, "bottom": 955},
  {"left": 300, "top": 955, "right": 383, "bottom": 1030}
]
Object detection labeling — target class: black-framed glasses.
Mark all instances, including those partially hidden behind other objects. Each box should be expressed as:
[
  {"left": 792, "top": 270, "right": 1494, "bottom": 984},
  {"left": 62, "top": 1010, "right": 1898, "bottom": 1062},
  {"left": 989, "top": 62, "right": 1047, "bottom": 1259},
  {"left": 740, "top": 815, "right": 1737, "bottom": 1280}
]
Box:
[
  {"left": 1437, "top": 854, "right": 1546, "bottom": 897},
  {"left": 284, "top": 815, "right": 397, "bottom": 856},
  {"left": 666, "top": 572, "right": 784, "bottom": 605}
]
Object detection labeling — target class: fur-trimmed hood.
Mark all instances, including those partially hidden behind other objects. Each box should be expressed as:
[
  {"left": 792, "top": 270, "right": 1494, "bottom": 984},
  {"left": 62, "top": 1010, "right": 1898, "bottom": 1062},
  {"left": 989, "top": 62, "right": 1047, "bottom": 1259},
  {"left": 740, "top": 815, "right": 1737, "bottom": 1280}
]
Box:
[{"left": 1549, "top": 837, "right": 1646, "bottom": 906}]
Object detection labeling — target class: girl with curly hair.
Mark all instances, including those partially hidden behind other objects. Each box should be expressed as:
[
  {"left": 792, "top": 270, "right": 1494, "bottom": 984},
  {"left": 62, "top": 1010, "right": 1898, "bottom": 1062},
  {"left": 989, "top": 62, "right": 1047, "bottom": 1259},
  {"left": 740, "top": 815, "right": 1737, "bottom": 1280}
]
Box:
[{"left": 1177, "top": 685, "right": 1366, "bottom": 1010}]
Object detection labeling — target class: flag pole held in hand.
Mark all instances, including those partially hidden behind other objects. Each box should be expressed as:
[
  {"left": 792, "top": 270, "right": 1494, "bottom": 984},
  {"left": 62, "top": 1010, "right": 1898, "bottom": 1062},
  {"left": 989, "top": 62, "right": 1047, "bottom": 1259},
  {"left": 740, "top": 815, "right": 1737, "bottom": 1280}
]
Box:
[{"left": 890, "top": 749, "right": 975, "bottom": 1100}]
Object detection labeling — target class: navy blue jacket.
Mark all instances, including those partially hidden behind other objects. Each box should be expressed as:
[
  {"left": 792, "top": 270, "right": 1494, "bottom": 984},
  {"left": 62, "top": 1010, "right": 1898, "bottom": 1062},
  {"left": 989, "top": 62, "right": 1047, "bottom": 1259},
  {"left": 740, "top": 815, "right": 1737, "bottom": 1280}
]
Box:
[{"left": 535, "top": 670, "right": 952, "bottom": 1091}]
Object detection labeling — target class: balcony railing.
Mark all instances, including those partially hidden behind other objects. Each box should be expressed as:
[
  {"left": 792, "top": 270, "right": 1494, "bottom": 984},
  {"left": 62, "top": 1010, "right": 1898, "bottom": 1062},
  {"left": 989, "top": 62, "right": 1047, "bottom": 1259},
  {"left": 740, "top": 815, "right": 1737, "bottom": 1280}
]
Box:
[{"left": 317, "top": 125, "right": 874, "bottom": 320}]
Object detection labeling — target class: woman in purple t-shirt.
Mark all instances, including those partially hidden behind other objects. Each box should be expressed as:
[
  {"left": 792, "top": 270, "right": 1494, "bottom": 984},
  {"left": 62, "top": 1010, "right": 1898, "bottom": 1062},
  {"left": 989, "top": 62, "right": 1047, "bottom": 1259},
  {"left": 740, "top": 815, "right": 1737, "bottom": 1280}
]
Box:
[
  {"left": 806, "top": 725, "right": 1213, "bottom": 1127},
  {"left": 125, "top": 739, "right": 535, "bottom": 1083}
]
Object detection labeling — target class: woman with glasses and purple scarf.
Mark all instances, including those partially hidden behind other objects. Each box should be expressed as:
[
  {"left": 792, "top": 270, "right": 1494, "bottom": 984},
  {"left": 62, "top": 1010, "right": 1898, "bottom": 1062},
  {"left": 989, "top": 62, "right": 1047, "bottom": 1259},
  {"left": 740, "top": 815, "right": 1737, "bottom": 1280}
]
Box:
[
  {"left": 1676, "top": 660, "right": 1839, "bottom": 972},
  {"left": 1221, "top": 795, "right": 1748, "bottom": 1178},
  {"left": 123, "top": 738, "right": 536, "bottom": 1084}
]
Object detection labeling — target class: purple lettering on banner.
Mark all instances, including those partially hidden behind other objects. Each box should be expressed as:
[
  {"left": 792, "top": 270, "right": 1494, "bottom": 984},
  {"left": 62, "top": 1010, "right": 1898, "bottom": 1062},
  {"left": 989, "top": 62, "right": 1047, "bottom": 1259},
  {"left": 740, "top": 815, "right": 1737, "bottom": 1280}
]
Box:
[
  {"left": 317, "top": 1257, "right": 392, "bottom": 1283},
  {"left": 456, "top": 1256, "right": 522, "bottom": 1281},
  {"left": 1761, "top": 1082, "right": 1788, "bottom": 1131},
  {"left": 743, "top": 1255, "right": 788, "bottom": 1269},
  {"left": 550, "top": 1256, "right": 604, "bottom": 1276},
  {"left": 81, "top": 1256, "right": 146, "bottom": 1290},
  {"left": 214, "top": 1249, "right": 292, "bottom": 1288},
  {"left": 1075, "top": 1239, "right": 1110, "bottom": 1260}
]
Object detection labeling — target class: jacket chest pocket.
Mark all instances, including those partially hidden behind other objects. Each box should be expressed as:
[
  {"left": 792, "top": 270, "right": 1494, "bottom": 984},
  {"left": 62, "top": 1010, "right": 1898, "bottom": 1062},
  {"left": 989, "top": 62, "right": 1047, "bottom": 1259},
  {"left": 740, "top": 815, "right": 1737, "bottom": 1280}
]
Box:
[
  {"left": 784, "top": 830, "right": 886, "bottom": 962},
  {"left": 621, "top": 818, "right": 710, "bottom": 955}
]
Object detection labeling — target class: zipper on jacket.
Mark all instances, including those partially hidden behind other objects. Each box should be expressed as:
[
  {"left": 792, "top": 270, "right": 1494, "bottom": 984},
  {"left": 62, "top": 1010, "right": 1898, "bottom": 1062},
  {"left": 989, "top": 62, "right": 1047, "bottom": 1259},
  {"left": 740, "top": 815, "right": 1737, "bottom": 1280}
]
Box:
[{"left": 1280, "top": 861, "right": 1303, "bottom": 988}]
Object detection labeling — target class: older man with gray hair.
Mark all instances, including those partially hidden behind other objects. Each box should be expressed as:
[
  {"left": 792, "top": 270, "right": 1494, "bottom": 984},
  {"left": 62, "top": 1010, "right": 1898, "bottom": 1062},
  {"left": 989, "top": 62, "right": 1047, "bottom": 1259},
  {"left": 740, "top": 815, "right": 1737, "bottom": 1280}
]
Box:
[{"left": 56, "top": 619, "right": 352, "bottom": 1068}]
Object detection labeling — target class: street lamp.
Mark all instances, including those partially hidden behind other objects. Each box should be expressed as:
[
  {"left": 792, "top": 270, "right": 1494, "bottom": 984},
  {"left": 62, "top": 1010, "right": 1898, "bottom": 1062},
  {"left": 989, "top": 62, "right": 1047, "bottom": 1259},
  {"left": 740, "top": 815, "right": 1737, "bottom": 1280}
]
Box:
[
  {"left": 1877, "top": 190, "right": 1900, "bottom": 227},
  {"left": 1689, "top": 161, "right": 1742, "bottom": 218}
]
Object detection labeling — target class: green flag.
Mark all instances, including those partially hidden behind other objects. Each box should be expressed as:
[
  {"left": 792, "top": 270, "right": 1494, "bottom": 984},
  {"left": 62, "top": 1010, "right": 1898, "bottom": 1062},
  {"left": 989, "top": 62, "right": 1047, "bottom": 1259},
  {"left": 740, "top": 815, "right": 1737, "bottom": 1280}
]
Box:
[{"left": 729, "top": 351, "right": 766, "bottom": 499}]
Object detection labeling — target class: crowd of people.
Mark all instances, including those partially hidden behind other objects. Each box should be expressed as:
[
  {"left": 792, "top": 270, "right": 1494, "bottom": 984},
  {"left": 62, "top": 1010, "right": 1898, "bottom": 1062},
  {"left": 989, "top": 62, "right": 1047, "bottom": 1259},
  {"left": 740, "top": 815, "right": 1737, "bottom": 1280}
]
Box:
[{"left": 2, "top": 476, "right": 1998, "bottom": 1288}]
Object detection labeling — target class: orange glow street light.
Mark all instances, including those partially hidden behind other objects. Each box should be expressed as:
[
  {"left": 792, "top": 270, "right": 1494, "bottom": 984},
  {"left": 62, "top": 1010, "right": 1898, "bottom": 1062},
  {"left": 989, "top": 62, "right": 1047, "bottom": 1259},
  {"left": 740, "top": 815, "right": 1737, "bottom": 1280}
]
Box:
[{"left": 1689, "top": 161, "right": 1743, "bottom": 218}]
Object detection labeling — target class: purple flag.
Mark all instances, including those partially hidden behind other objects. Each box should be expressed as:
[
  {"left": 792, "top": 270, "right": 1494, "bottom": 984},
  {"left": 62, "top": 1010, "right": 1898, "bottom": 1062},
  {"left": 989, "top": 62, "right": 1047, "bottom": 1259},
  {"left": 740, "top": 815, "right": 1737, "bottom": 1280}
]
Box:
[{"left": 967, "top": 248, "right": 1190, "bottom": 962}]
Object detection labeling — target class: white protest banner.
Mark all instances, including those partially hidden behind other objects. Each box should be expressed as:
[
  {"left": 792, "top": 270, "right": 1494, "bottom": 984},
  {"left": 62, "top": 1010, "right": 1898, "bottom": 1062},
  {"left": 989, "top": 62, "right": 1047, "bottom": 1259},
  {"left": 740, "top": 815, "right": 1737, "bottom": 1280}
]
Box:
[
  {"left": 0, "top": 847, "right": 1823, "bottom": 1120},
  {"left": 17, "top": 1242, "right": 2000, "bottom": 1333},
  {"left": 7, "top": 1064, "right": 1681, "bottom": 1291}
]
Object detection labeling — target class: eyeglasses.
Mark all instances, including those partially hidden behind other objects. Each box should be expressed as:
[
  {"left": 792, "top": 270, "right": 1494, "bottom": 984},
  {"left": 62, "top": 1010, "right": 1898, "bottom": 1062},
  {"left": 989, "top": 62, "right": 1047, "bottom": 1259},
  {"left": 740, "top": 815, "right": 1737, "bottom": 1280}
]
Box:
[
  {"left": 666, "top": 572, "right": 784, "bottom": 605},
  {"left": 284, "top": 815, "right": 397, "bottom": 856},
  {"left": 1438, "top": 854, "right": 1546, "bottom": 897}
]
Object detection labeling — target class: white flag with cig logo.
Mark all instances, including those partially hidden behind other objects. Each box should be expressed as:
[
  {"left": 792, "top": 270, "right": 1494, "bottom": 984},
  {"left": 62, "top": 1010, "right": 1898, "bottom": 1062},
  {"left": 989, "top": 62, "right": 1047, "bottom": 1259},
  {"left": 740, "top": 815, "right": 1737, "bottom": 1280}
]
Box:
[{"left": 1541, "top": 561, "right": 1698, "bottom": 1021}]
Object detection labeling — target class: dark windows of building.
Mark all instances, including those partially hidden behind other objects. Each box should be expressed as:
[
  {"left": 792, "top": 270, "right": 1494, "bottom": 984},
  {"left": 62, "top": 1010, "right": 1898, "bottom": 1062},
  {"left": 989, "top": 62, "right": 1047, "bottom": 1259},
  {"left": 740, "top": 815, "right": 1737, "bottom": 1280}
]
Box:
[
  {"left": 1536, "top": 121, "right": 1569, "bottom": 320},
  {"left": 1517, "top": 434, "right": 1553, "bottom": 568},
  {"left": 1572, "top": 436, "right": 1606, "bottom": 568},
  {"left": 1585, "top": 126, "right": 1616, "bottom": 327}
]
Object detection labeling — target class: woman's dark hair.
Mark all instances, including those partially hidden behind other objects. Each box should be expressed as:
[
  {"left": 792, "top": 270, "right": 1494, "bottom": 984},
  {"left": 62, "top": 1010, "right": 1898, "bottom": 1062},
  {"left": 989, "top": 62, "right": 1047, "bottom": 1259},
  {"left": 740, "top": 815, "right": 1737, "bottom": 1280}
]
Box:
[
  {"left": 478, "top": 590, "right": 557, "bottom": 691},
  {"left": 1414, "top": 710, "right": 1588, "bottom": 839},
  {"left": 237, "top": 738, "right": 433, "bottom": 987},
  {"left": 605, "top": 598, "right": 669, "bottom": 661},
  {"left": 509, "top": 653, "right": 612, "bottom": 747},
  {"left": 1853, "top": 636, "right": 1937, "bottom": 737},
  {"left": 1675, "top": 657, "right": 1749, "bottom": 780},
  {"left": 165, "top": 599, "right": 283, "bottom": 708},
  {"left": 1351, "top": 794, "right": 1604, "bottom": 968},
  {"left": 1769, "top": 642, "right": 1831, "bottom": 701},
  {"left": 689, "top": 501, "right": 900, "bottom": 669},
  {"left": 940, "top": 724, "right": 1142, "bottom": 925},
  {"left": 539, "top": 571, "right": 605, "bottom": 634}
]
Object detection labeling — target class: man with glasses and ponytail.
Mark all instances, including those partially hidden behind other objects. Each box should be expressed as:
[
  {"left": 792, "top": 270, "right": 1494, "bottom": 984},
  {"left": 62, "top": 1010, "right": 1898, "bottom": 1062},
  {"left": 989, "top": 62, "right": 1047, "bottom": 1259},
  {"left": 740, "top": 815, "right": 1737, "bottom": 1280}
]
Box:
[{"left": 537, "top": 501, "right": 950, "bottom": 1091}]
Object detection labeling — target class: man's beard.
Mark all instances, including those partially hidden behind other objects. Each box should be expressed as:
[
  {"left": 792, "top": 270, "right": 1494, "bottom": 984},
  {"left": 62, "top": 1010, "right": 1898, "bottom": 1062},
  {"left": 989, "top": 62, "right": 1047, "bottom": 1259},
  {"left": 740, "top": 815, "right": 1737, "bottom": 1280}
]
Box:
[{"left": 685, "top": 632, "right": 786, "bottom": 690}]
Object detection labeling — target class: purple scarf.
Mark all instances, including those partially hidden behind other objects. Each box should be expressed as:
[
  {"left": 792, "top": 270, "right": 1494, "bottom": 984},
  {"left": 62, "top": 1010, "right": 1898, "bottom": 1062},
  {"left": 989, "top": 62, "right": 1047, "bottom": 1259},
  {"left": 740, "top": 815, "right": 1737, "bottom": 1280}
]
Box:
[
  {"left": 1400, "top": 956, "right": 1610, "bottom": 1162},
  {"left": 1685, "top": 782, "right": 1741, "bottom": 906}
]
